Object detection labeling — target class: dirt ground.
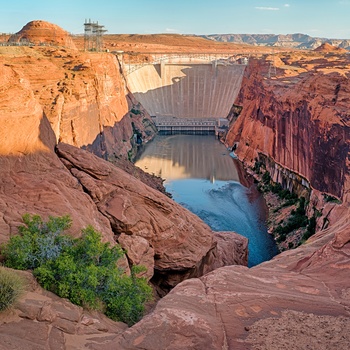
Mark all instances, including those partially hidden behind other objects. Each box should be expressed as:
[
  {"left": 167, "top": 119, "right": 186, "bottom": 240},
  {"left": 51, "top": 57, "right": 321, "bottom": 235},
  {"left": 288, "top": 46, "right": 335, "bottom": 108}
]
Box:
[{"left": 245, "top": 310, "right": 350, "bottom": 350}]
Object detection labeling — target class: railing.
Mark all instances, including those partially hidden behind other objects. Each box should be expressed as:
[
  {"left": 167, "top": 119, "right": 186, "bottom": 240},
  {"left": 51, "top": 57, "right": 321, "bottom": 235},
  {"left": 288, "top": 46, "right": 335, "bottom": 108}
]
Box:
[{"left": 118, "top": 52, "right": 249, "bottom": 75}]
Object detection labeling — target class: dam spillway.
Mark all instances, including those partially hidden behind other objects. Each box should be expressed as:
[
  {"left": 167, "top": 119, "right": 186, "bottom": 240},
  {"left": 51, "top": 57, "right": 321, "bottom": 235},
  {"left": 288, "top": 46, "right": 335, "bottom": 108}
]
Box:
[{"left": 123, "top": 55, "right": 246, "bottom": 129}]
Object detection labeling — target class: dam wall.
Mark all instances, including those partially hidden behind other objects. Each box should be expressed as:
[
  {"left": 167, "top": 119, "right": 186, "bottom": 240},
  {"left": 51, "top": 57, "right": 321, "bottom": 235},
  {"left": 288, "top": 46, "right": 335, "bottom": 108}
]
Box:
[{"left": 125, "top": 59, "right": 246, "bottom": 120}]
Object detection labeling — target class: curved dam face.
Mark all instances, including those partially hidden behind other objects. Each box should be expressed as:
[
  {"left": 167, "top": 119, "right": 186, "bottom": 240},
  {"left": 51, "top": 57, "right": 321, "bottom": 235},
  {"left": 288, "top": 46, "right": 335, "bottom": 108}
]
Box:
[{"left": 125, "top": 59, "right": 246, "bottom": 120}]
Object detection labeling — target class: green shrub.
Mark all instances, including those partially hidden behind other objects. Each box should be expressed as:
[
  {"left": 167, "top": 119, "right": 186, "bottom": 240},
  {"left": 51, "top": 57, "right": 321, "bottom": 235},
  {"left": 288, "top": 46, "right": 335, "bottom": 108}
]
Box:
[
  {"left": 262, "top": 171, "right": 271, "bottom": 184},
  {"left": 130, "top": 108, "right": 141, "bottom": 115},
  {"left": 323, "top": 194, "right": 342, "bottom": 204},
  {"left": 0, "top": 267, "right": 25, "bottom": 312},
  {"left": 1, "top": 214, "right": 72, "bottom": 270},
  {"left": 274, "top": 197, "right": 308, "bottom": 237},
  {"left": 1, "top": 215, "right": 152, "bottom": 326}
]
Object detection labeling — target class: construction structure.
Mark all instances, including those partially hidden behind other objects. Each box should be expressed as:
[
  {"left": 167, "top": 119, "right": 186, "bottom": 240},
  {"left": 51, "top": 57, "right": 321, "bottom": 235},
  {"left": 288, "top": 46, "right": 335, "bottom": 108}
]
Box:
[
  {"left": 124, "top": 54, "right": 247, "bottom": 135},
  {"left": 84, "top": 19, "right": 107, "bottom": 51}
]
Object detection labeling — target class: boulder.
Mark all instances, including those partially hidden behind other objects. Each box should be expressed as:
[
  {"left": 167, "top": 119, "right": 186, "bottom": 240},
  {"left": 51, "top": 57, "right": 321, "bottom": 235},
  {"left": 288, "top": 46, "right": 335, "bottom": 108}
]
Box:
[{"left": 56, "top": 143, "right": 248, "bottom": 293}]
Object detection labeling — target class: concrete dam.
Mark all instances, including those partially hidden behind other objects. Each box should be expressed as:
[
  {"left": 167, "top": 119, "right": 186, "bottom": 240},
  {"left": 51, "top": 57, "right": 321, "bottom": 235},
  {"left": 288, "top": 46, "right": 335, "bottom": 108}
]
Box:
[{"left": 123, "top": 54, "right": 247, "bottom": 134}]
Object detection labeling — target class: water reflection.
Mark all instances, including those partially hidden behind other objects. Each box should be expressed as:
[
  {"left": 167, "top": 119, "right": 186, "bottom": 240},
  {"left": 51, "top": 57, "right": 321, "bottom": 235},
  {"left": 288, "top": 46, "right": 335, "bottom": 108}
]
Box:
[
  {"left": 135, "top": 135, "right": 278, "bottom": 267},
  {"left": 135, "top": 135, "right": 240, "bottom": 182}
]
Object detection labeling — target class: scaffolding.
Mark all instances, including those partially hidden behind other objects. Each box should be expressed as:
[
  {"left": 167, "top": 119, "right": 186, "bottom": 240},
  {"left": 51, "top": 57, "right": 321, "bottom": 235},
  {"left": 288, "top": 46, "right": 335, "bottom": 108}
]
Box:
[{"left": 84, "top": 19, "right": 107, "bottom": 51}]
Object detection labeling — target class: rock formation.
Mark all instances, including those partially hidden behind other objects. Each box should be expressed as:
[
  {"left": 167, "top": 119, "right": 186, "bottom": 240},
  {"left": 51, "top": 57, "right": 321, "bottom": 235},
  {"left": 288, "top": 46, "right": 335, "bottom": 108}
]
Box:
[
  {"left": 0, "top": 32, "right": 248, "bottom": 348},
  {"left": 9, "top": 20, "right": 77, "bottom": 49},
  {"left": 226, "top": 55, "right": 350, "bottom": 202},
  {"left": 56, "top": 142, "right": 248, "bottom": 290},
  {"left": 1, "top": 24, "right": 350, "bottom": 349},
  {"left": 0, "top": 42, "right": 156, "bottom": 161},
  {"left": 113, "top": 51, "right": 350, "bottom": 350},
  {"left": 314, "top": 42, "right": 348, "bottom": 53},
  {"left": 0, "top": 269, "right": 128, "bottom": 349}
]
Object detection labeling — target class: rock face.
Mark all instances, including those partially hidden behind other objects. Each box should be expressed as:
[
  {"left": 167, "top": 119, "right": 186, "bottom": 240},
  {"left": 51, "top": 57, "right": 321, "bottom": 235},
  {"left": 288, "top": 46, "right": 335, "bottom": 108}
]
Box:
[
  {"left": 9, "top": 20, "right": 77, "bottom": 49},
  {"left": 2, "top": 28, "right": 350, "bottom": 350},
  {"left": 226, "top": 56, "right": 350, "bottom": 202},
  {"left": 0, "top": 269, "right": 128, "bottom": 349},
  {"left": 56, "top": 143, "right": 248, "bottom": 290},
  {"left": 0, "top": 61, "right": 115, "bottom": 244},
  {"left": 114, "top": 51, "right": 350, "bottom": 350},
  {"left": 0, "top": 45, "right": 156, "bottom": 162},
  {"left": 116, "top": 204, "right": 350, "bottom": 349}
]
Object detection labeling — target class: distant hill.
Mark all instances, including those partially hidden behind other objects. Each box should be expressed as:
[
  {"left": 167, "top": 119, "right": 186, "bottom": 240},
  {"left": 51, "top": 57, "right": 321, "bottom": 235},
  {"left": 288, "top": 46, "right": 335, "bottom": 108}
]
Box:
[
  {"left": 199, "top": 33, "right": 350, "bottom": 50},
  {"left": 313, "top": 42, "right": 348, "bottom": 53}
]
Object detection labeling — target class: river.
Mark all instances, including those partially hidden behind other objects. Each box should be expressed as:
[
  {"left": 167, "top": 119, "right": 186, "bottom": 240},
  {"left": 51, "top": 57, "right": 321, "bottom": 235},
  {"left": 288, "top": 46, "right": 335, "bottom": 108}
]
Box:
[{"left": 135, "top": 135, "right": 278, "bottom": 267}]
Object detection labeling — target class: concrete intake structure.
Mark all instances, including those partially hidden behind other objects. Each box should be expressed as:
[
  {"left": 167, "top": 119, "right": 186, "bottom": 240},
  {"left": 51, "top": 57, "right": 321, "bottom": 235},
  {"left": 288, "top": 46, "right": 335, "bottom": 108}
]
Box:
[{"left": 124, "top": 57, "right": 246, "bottom": 128}]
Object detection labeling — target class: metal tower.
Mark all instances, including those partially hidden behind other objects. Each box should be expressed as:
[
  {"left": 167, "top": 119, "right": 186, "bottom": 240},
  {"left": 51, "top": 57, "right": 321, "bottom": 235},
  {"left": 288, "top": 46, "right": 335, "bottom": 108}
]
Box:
[{"left": 84, "top": 19, "right": 107, "bottom": 51}]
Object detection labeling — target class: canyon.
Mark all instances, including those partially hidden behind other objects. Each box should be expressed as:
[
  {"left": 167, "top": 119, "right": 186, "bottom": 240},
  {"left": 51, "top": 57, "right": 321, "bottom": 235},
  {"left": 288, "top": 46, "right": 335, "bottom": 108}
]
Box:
[{"left": 0, "top": 21, "right": 349, "bottom": 349}]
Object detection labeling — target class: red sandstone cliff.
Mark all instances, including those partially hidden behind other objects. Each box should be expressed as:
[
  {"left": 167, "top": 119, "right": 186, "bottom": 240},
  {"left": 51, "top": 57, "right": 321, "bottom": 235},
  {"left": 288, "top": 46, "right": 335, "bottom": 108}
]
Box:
[
  {"left": 1, "top": 30, "right": 350, "bottom": 349},
  {"left": 0, "top": 40, "right": 248, "bottom": 348},
  {"left": 9, "top": 20, "right": 77, "bottom": 49},
  {"left": 0, "top": 45, "right": 156, "bottom": 161},
  {"left": 226, "top": 55, "right": 350, "bottom": 203},
  {"left": 112, "top": 50, "right": 350, "bottom": 350}
]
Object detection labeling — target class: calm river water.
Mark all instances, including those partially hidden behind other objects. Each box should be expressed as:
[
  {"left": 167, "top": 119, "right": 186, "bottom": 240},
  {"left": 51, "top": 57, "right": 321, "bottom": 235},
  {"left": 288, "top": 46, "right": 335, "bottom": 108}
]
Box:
[{"left": 135, "top": 135, "right": 278, "bottom": 267}]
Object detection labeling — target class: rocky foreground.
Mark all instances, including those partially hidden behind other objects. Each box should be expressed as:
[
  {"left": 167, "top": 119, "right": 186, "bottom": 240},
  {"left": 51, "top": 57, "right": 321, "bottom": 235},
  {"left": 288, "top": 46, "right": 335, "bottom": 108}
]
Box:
[{"left": 0, "top": 22, "right": 349, "bottom": 349}]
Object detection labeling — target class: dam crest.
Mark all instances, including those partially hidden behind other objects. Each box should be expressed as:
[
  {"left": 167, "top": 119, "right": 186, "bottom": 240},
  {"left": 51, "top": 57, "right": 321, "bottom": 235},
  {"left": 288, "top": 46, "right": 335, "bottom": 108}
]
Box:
[{"left": 121, "top": 53, "right": 247, "bottom": 134}]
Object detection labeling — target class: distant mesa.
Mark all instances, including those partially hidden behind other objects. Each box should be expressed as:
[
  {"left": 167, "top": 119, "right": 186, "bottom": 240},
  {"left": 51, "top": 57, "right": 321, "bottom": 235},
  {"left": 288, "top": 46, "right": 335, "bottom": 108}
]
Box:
[
  {"left": 8, "top": 20, "right": 77, "bottom": 49},
  {"left": 313, "top": 42, "right": 347, "bottom": 53},
  {"left": 200, "top": 33, "right": 350, "bottom": 51}
]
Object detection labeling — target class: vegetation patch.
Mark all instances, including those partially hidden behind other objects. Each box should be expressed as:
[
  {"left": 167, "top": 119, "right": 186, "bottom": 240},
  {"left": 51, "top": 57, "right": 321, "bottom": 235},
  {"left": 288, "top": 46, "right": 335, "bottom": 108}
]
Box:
[
  {"left": 0, "top": 267, "right": 25, "bottom": 312},
  {"left": 254, "top": 166, "right": 319, "bottom": 250},
  {"left": 1, "top": 214, "right": 152, "bottom": 326}
]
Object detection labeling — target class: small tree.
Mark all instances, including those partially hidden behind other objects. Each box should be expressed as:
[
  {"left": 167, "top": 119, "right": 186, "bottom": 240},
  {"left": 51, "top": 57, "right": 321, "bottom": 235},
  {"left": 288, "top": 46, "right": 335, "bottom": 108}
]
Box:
[{"left": 1, "top": 214, "right": 152, "bottom": 325}]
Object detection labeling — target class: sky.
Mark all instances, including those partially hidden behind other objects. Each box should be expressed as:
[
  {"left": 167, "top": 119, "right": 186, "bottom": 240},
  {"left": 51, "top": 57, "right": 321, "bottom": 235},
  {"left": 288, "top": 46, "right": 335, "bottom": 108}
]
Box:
[{"left": 0, "top": 0, "right": 349, "bottom": 39}]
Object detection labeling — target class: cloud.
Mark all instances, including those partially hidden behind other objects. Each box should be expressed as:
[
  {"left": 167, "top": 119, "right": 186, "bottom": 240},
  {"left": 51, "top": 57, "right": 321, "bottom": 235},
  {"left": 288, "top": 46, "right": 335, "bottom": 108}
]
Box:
[
  {"left": 255, "top": 6, "right": 280, "bottom": 11},
  {"left": 284, "top": 3, "right": 290, "bottom": 7},
  {"left": 165, "top": 28, "right": 179, "bottom": 33}
]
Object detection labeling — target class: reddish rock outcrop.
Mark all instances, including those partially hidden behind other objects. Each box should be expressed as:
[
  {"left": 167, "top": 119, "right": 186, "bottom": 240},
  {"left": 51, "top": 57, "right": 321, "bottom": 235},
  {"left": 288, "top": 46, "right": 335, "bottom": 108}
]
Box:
[
  {"left": 115, "top": 204, "right": 350, "bottom": 350},
  {"left": 0, "top": 45, "right": 156, "bottom": 162},
  {"left": 0, "top": 269, "right": 127, "bottom": 349},
  {"left": 9, "top": 20, "right": 77, "bottom": 49},
  {"left": 0, "top": 62, "right": 114, "bottom": 244},
  {"left": 113, "top": 50, "right": 350, "bottom": 350},
  {"left": 314, "top": 42, "right": 348, "bottom": 53},
  {"left": 56, "top": 143, "right": 248, "bottom": 289},
  {"left": 226, "top": 55, "right": 350, "bottom": 202}
]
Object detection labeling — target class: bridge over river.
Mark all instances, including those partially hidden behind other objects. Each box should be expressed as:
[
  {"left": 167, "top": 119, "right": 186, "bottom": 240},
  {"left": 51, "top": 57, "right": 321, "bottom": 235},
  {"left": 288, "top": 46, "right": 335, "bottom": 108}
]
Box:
[{"left": 118, "top": 52, "right": 248, "bottom": 134}]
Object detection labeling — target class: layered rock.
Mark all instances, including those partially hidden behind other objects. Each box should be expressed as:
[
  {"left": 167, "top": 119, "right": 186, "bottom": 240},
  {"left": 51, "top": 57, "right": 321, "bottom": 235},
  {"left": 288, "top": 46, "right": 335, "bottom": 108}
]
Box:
[
  {"left": 0, "top": 45, "right": 156, "bottom": 161},
  {"left": 0, "top": 62, "right": 114, "bottom": 244},
  {"left": 226, "top": 56, "right": 350, "bottom": 202},
  {"left": 0, "top": 269, "right": 127, "bottom": 349},
  {"left": 56, "top": 143, "right": 248, "bottom": 290},
  {"left": 116, "top": 223, "right": 350, "bottom": 349},
  {"left": 9, "top": 20, "right": 77, "bottom": 49}
]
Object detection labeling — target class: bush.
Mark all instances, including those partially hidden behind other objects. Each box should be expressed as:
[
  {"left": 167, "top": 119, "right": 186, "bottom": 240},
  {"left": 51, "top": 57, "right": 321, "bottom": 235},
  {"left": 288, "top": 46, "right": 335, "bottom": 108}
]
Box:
[
  {"left": 1, "top": 214, "right": 72, "bottom": 270},
  {"left": 274, "top": 197, "right": 308, "bottom": 237},
  {"left": 262, "top": 171, "right": 271, "bottom": 185},
  {"left": 130, "top": 108, "right": 141, "bottom": 115},
  {"left": 1, "top": 215, "right": 152, "bottom": 326},
  {"left": 0, "top": 267, "right": 25, "bottom": 312},
  {"left": 323, "top": 194, "right": 342, "bottom": 204}
]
